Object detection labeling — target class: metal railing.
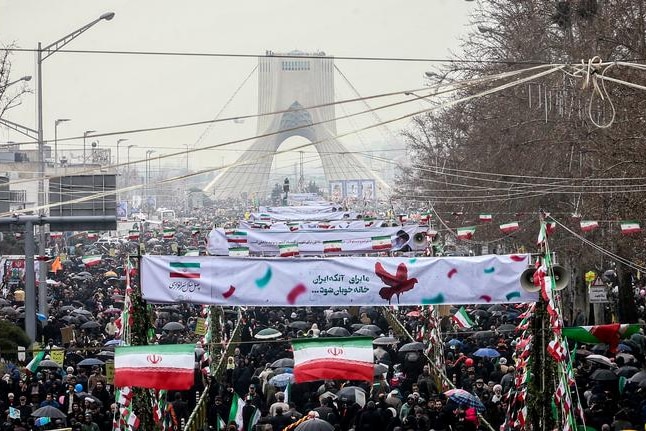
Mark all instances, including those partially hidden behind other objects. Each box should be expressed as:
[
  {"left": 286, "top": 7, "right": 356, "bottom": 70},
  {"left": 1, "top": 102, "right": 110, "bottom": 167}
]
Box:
[{"left": 184, "top": 308, "right": 244, "bottom": 431}]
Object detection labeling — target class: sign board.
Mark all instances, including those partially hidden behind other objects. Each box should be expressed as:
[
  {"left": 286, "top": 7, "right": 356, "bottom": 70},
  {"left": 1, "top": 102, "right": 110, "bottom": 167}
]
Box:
[
  {"left": 589, "top": 286, "right": 608, "bottom": 303},
  {"left": 49, "top": 175, "right": 117, "bottom": 231},
  {"left": 105, "top": 360, "right": 114, "bottom": 384},
  {"left": 61, "top": 326, "right": 75, "bottom": 344},
  {"left": 194, "top": 317, "right": 207, "bottom": 336},
  {"left": 50, "top": 349, "right": 65, "bottom": 366}
]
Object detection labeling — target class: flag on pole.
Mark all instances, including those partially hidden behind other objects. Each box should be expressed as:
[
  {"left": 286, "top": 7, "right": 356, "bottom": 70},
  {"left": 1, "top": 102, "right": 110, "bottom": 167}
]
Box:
[
  {"left": 279, "top": 243, "right": 299, "bottom": 257},
  {"left": 163, "top": 228, "right": 176, "bottom": 239},
  {"left": 81, "top": 255, "right": 102, "bottom": 267},
  {"left": 26, "top": 350, "right": 45, "bottom": 373},
  {"left": 292, "top": 337, "right": 373, "bottom": 383},
  {"left": 228, "top": 393, "right": 260, "bottom": 431},
  {"left": 456, "top": 226, "right": 476, "bottom": 240},
  {"left": 50, "top": 256, "right": 63, "bottom": 273},
  {"left": 116, "top": 386, "right": 133, "bottom": 407},
  {"left": 562, "top": 324, "right": 641, "bottom": 353},
  {"left": 580, "top": 220, "right": 599, "bottom": 232},
  {"left": 452, "top": 306, "right": 474, "bottom": 329},
  {"left": 49, "top": 232, "right": 63, "bottom": 239},
  {"left": 128, "top": 230, "right": 140, "bottom": 240},
  {"left": 479, "top": 214, "right": 492, "bottom": 222},
  {"left": 500, "top": 221, "right": 520, "bottom": 234},
  {"left": 114, "top": 344, "right": 194, "bottom": 390},
  {"left": 620, "top": 221, "right": 641, "bottom": 235}
]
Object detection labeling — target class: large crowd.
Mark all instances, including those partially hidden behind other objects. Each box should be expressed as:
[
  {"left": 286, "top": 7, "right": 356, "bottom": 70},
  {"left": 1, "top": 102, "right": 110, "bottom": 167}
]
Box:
[{"left": 0, "top": 217, "right": 645, "bottom": 431}]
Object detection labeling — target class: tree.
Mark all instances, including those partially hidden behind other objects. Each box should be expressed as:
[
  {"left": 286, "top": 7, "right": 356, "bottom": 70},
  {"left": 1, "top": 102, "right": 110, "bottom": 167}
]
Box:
[
  {"left": 0, "top": 320, "right": 31, "bottom": 361},
  {"left": 0, "top": 43, "right": 32, "bottom": 119},
  {"left": 399, "top": 0, "right": 646, "bottom": 322}
]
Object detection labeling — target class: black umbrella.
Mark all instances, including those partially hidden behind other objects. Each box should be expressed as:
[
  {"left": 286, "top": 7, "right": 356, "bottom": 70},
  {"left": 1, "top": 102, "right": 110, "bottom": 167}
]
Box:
[
  {"left": 629, "top": 370, "right": 646, "bottom": 383},
  {"left": 0, "top": 306, "right": 17, "bottom": 315},
  {"left": 615, "top": 366, "right": 640, "bottom": 378},
  {"left": 271, "top": 358, "right": 295, "bottom": 368},
  {"left": 374, "top": 347, "right": 389, "bottom": 360},
  {"left": 590, "top": 369, "right": 618, "bottom": 382},
  {"left": 289, "top": 321, "right": 310, "bottom": 330},
  {"left": 373, "top": 336, "right": 398, "bottom": 346},
  {"left": 399, "top": 342, "right": 425, "bottom": 352},
  {"left": 38, "top": 360, "right": 62, "bottom": 369},
  {"left": 498, "top": 324, "right": 517, "bottom": 333},
  {"left": 473, "top": 331, "right": 495, "bottom": 340},
  {"left": 353, "top": 328, "right": 378, "bottom": 338},
  {"left": 326, "top": 327, "right": 350, "bottom": 337},
  {"left": 162, "top": 321, "right": 185, "bottom": 331},
  {"left": 254, "top": 328, "right": 282, "bottom": 340},
  {"left": 80, "top": 321, "right": 101, "bottom": 330},
  {"left": 362, "top": 325, "right": 383, "bottom": 334},
  {"left": 0, "top": 298, "right": 10, "bottom": 306},
  {"left": 374, "top": 363, "right": 389, "bottom": 375},
  {"left": 77, "top": 358, "right": 105, "bottom": 367},
  {"left": 471, "top": 309, "right": 489, "bottom": 318},
  {"left": 329, "top": 311, "right": 351, "bottom": 320},
  {"left": 350, "top": 323, "right": 365, "bottom": 331},
  {"left": 294, "top": 419, "right": 335, "bottom": 431},
  {"left": 336, "top": 386, "right": 367, "bottom": 407},
  {"left": 487, "top": 304, "right": 506, "bottom": 312},
  {"left": 31, "top": 405, "right": 67, "bottom": 419}
]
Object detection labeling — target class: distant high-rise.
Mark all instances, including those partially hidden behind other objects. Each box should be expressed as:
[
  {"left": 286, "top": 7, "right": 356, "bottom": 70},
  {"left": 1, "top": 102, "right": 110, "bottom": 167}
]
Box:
[{"left": 207, "top": 51, "right": 374, "bottom": 199}]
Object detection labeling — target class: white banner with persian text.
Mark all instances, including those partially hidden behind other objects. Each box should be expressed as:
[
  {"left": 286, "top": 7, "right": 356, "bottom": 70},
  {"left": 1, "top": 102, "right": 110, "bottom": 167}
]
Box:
[
  {"left": 141, "top": 254, "right": 536, "bottom": 306},
  {"left": 206, "top": 225, "right": 427, "bottom": 256}
]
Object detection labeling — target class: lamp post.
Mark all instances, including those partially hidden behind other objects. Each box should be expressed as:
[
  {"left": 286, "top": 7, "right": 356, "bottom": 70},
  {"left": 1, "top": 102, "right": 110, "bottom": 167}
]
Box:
[
  {"left": 0, "top": 75, "right": 32, "bottom": 90},
  {"left": 116, "top": 138, "right": 128, "bottom": 167},
  {"left": 34, "top": 12, "right": 114, "bottom": 327},
  {"left": 54, "top": 118, "right": 70, "bottom": 165},
  {"left": 83, "top": 130, "right": 96, "bottom": 164},
  {"left": 145, "top": 150, "right": 155, "bottom": 217}
]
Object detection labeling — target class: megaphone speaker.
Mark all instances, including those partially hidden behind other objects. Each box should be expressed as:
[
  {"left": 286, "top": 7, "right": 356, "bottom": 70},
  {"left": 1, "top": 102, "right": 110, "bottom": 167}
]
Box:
[
  {"left": 520, "top": 267, "right": 540, "bottom": 292},
  {"left": 551, "top": 265, "right": 570, "bottom": 290},
  {"left": 413, "top": 232, "right": 427, "bottom": 248}
]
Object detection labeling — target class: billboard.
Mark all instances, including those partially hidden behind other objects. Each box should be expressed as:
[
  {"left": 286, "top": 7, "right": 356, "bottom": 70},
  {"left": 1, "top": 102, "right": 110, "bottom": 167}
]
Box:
[
  {"left": 49, "top": 175, "right": 117, "bottom": 231},
  {"left": 328, "top": 179, "right": 376, "bottom": 201}
]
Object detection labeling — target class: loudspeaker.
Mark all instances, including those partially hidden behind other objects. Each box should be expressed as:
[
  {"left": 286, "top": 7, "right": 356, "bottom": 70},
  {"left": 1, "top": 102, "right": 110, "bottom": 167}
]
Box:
[
  {"left": 413, "top": 232, "right": 427, "bottom": 248},
  {"left": 520, "top": 265, "right": 570, "bottom": 292},
  {"left": 551, "top": 265, "right": 570, "bottom": 290},
  {"left": 520, "top": 267, "right": 540, "bottom": 292}
]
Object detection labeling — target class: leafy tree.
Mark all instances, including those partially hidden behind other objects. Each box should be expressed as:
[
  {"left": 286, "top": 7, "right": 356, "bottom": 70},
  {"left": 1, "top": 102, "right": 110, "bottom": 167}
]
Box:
[{"left": 0, "top": 320, "right": 31, "bottom": 360}]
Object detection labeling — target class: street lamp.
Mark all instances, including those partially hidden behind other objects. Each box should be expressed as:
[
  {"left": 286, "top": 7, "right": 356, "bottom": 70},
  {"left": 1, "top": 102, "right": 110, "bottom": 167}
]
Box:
[
  {"left": 83, "top": 130, "right": 96, "bottom": 163},
  {"left": 32, "top": 12, "right": 114, "bottom": 339},
  {"left": 0, "top": 75, "right": 32, "bottom": 90},
  {"left": 145, "top": 150, "right": 155, "bottom": 217},
  {"left": 54, "top": 118, "right": 70, "bottom": 165},
  {"left": 116, "top": 138, "right": 128, "bottom": 166}
]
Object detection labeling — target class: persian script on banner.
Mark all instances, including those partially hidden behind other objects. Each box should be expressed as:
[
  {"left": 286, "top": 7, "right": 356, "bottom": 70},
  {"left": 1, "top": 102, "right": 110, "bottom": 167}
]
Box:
[{"left": 141, "top": 254, "right": 536, "bottom": 306}]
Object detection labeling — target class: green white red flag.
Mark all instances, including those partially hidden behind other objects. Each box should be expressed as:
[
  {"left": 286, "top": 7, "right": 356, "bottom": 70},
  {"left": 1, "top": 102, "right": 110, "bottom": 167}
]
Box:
[
  {"left": 620, "top": 221, "right": 641, "bottom": 235},
  {"left": 371, "top": 235, "right": 391, "bottom": 250},
  {"left": 114, "top": 344, "right": 194, "bottom": 390},
  {"left": 323, "top": 240, "right": 342, "bottom": 253},
  {"left": 452, "top": 306, "right": 474, "bottom": 328},
  {"left": 279, "top": 243, "right": 299, "bottom": 257},
  {"left": 456, "top": 226, "right": 476, "bottom": 240},
  {"left": 228, "top": 393, "right": 260, "bottom": 431},
  {"left": 562, "top": 324, "right": 640, "bottom": 353},
  {"left": 128, "top": 230, "right": 140, "bottom": 240},
  {"left": 580, "top": 220, "right": 599, "bottom": 232},
  {"left": 82, "top": 255, "right": 102, "bottom": 267},
  {"left": 228, "top": 247, "right": 250, "bottom": 257},
  {"left": 292, "top": 337, "right": 373, "bottom": 383},
  {"left": 227, "top": 231, "right": 248, "bottom": 244},
  {"left": 500, "top": 221, "right": 520, "bottom": 234},
  {"left": 162, "top": 228, "right": 176, "bottom": 239},
  {"left": 479, "top": 214, "right": 492, "bottom": 222}
]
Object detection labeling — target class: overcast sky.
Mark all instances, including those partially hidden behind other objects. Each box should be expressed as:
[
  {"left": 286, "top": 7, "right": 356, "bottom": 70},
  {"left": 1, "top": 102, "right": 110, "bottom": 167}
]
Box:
[{"left": 0, "top": 0, "right": 475, "bottom": 187}]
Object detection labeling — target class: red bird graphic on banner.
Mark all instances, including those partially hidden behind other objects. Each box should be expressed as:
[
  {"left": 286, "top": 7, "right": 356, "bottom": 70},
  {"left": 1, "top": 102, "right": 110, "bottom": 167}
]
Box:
[{"left": 375, "top": 262, "right": 418, "bottom": 304}]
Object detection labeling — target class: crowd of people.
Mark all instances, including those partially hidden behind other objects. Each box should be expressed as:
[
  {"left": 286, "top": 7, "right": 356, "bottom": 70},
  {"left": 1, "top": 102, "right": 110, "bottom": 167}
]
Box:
[{"left": 0, "top": 217, "right": 645, "bottom": 431}]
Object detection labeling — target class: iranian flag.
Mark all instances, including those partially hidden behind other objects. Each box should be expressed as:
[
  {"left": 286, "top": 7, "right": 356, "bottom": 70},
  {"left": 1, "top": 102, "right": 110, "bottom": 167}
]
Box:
[
  {"left": 620, "top": 221, "right": 641, "bottom": 235},
  {"left": 259, "top": 214, "right": 271, "bottom": 222},
  {"left": 228, "top": 393, "right": 260, "bottom": 431},
  {"left": 162, "top": 228, "right": 176, "bottom": 239},
  {"left": 580, "top": 220, "right": 599, "bottom": 232},
  {"left": 82, "top": 255, "right": 102, "bottom": 267},
  {"left": 191, "top": 227, "right": 200, "bottom": 236},
  {"left": 292, "top": 337, "right": 373, "bottom": 383},
  {"left": 229, "top": 246, "right": 250, "bottom": 257},
  {"left": 562, "top": 324, "right": 640, "bottom": 353},
  {"left": 114, "top": 344, "right": 194, "bottom": 390},
  {"left": 87, "top": 231, "right": 98, "bottom": 239},
  {"left": 49, "top": 232, "right": 63, "bottom": 239},
  {"left": 169, "top": 261, "right": 201, "bottom": 279},
  {"left": 279, "top": 243, "right": 299, "bottom": 257},
  {"left": 371, "top": 235, "right": 392, "bottom": 250},
  {"left": 227, "top": 231, "right": 248, "bottom": 244},
  {"left": 323, "top": 239, "right": 343, "bottom": 253},
  {"left": 26, "top": 350, "right": 45, "bottom": 373},
  {"left": 128, "top": 230, "right": 140, "bottom": 240},
  {"left": 500, "top": 221, "right": 520, "bottom": 234},
  {"left": 479, "top": 214, "right": 492, "bottom": 222},
  {"left": 452, "top": 306, "right": 474, "bottom": 329},
  {"left": 456, "top": 226, "right": 476, "bottom": 240}
]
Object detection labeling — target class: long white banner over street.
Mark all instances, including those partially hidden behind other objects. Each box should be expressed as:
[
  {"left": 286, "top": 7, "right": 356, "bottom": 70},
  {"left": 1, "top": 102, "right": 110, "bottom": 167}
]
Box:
[
  {"left": 141, "top": 254, "right": 536, "bottom": 306},
  {"left": 207, "top": 225, "right": 428, "bottom": 256}
]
